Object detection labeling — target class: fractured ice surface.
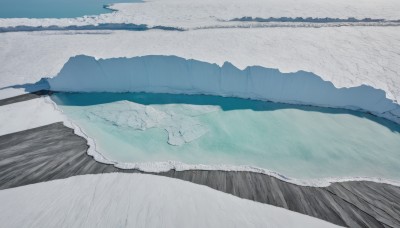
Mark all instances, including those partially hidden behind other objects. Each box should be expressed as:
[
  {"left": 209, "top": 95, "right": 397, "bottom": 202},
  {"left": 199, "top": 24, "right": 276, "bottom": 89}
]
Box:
[{"left": 85, "top": 100, "right": 219, "bottom": 145}]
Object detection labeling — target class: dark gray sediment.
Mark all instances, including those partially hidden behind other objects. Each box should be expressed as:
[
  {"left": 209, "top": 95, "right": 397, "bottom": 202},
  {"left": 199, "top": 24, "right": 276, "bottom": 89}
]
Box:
[
  {"left": 0, "top": 90, "right": 52, "bottom": 106},
  {"left": 0, "top": 122, "right": 399, "bottom": 227}
]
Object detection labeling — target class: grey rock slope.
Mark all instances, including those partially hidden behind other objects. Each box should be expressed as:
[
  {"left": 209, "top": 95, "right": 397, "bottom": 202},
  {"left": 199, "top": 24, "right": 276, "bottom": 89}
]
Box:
[{"left": 0, "top": 90, "right": 52, "bottom": 106}]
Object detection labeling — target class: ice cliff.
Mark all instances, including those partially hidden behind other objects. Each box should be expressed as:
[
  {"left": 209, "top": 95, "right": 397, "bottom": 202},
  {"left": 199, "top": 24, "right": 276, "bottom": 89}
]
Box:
[{"left": 47, "top": 55, "right": 400, "bottom": 124}]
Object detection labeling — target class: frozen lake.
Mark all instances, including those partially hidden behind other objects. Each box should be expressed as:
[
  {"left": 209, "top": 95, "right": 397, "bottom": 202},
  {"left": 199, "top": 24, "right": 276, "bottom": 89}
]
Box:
[
  {"left": 0, "top": 0, "right": 140, "bottom": 18},
  {"left": 52, "top": 92, "right": 400, "bottom": 180}
]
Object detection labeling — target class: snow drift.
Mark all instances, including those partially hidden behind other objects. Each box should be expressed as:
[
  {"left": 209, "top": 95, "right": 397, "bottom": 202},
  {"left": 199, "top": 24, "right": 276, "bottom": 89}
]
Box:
[{"left": 47, "top": 55, "right": 400, "bottom": 124}]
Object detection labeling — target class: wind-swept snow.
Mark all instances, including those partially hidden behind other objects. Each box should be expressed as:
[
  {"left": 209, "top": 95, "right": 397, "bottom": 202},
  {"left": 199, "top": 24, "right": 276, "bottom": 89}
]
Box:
[{"left": 0, "top": 173, "right": 341, "bottom": 228}]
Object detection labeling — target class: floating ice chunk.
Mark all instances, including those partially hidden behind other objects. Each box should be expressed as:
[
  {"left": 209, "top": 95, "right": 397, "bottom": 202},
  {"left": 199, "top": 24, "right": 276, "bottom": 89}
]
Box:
[
  {"left": 85, "top": 100, "right": 220, "bottom": 146},
  {"left": 87, "top": 101, "right": 167, "bottom": 130},
  {"left": 164, "top": 117, "right": 208, "bottom": 146}
]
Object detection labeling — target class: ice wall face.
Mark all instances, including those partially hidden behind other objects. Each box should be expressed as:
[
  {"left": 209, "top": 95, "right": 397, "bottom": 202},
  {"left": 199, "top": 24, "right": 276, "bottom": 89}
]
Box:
[{"left": 47, "top": 55, "right": 400, "bottom": 124}]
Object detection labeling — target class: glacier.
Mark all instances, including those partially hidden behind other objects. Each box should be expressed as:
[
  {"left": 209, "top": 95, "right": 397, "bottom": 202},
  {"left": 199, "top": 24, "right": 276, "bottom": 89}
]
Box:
[{"left": 47, "top": 55, "right": 400, "bottom": 125}]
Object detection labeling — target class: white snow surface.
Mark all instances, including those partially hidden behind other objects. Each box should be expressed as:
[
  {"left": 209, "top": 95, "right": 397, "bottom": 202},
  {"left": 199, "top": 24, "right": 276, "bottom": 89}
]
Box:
[
  {"left": 1, "top": 27, "right": 399, "bottom": 103},
  {"left": 1, "top": 27, "right": 400, "bottom": 125},
  {"left": 0, "top": 97, "right": 64, "bottom": 135},
  {"left": 0, "top": 173, "right": 341, "bottom": 228},
  {"left": 1, "top": 0, "right": 400, "bottom": 29}
]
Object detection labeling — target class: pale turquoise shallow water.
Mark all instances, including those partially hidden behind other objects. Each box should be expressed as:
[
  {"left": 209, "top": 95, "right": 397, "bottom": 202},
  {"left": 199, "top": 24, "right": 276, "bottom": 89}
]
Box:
[
  {"left": 51, "top": 93, "right": 400, "bottom": 180},
  {"left": 0, "top": 0, "right": 141, "bottom": 18}
]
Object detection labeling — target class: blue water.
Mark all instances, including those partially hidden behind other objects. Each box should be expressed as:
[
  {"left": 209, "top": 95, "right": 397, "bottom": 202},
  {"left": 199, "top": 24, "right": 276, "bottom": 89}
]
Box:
[
  {"left": 51, "top": 92, "right": 400, "bottom": 180},
  {"left": 0, "top": 0, "right": 141, "bottom": 18}
]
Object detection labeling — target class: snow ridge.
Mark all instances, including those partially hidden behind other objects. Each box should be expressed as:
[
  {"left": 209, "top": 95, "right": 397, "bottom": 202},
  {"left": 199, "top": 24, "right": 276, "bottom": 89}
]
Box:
[
  {"left": 0, "top": 23, "right": 183, "bottom": 33},
  {"left": 230, "top": 16, "right": 400, "bottom": 23},
  {"left": 2, "top": 21, "right": 400, "bottom": 33}
]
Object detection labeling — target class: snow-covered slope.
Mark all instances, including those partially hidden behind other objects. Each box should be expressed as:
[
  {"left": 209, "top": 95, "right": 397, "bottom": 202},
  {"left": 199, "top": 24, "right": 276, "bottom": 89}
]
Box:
[
  {"left": 0, "top": 173, "right": 341, "bottom": 228},
  {"left": 1, "top": 0, "right": 400, "bottom": 30},
  {"left": 48, "top": 55, "right": 400, "bottom": 124}
]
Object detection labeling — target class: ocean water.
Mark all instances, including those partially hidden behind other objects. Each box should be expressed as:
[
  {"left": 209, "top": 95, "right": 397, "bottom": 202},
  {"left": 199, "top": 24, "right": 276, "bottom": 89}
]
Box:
[
  {"left": 0, "top": 0, "right": 141, "bottom": 18},
  {"left": 51, "top": 92, "right": 400, "bottom": 180}
]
